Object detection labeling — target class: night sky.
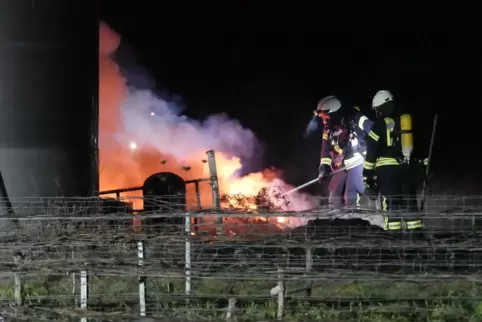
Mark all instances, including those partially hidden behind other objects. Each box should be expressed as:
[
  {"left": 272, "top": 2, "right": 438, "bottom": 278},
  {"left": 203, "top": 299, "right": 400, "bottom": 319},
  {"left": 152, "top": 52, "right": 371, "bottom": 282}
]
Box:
[{"left": 100, "top": 1, "right": 482, "bottom": 191}]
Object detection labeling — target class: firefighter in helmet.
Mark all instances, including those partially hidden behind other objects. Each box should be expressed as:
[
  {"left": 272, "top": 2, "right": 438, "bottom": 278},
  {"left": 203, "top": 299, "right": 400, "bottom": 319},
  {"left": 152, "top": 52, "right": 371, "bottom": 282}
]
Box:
[
  {"left": 362, "top": 90, "right": 424, "bottom": 237},
  {"left": 315, "top": 95, "right": 367, "bottom": 210}
]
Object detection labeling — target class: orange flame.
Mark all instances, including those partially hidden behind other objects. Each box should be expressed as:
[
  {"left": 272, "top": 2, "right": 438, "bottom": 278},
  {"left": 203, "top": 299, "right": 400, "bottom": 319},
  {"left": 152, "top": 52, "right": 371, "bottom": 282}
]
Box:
[{"left": 98, "top": 22, "right": 316, "bottom": 228}]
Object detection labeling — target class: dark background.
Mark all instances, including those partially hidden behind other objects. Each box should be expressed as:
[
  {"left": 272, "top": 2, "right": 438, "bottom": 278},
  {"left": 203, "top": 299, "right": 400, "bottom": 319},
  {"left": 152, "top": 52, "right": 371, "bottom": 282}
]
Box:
[{"left": 100, "top": 1, "right": 482, "bottom": 191}]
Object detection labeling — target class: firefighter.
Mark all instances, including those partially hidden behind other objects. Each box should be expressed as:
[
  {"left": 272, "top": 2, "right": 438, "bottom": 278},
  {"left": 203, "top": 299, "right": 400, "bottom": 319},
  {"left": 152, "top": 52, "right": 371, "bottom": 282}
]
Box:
[
  {"left": 362, "top": 90, "right": 424, "bottom": 237},
  {"left": 316, "top": 96, "right": 366, "bottom": 210},
  {"left": 345, "top": 106, "right": 382, "bottom": 209}
]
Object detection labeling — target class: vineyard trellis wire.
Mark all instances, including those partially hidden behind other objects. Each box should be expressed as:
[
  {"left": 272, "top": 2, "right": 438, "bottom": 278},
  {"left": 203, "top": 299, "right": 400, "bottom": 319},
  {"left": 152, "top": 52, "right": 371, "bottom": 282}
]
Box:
[{"left": 1, "top": 195, "right": 482, "bottom": 321}]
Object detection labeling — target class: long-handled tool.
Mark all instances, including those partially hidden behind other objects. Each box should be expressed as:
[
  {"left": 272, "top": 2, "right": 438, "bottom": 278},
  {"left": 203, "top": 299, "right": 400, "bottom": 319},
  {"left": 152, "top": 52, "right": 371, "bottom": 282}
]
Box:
[
  {"left": 282, "top": 163, "right": 360, "bottom": 196},
  {"left": 420, "top": 114, "right": 438, "bottom": 211},
  {"left": 282, "top": 177, "right": 322, "bottom": 197}
]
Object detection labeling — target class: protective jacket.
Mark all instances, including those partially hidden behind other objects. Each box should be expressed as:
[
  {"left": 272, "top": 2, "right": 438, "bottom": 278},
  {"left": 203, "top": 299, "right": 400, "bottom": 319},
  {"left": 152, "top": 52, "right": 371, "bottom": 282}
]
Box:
[
  {"left": 352, "top": 109, "right": 374, "bottom": 135},
  {"left": 320, "top": 107, "right": 367, "bottom": 171},
  {"left": 363, "top": 115, "right": 404, "bottom": 172}
]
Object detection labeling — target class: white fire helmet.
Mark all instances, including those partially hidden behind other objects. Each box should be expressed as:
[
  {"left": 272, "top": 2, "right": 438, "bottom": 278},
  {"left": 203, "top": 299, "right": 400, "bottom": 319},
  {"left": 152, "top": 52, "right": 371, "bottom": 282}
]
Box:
[
  {"left": 317, "top": 95, "right": 342, "bottom": 114},
  {"left": 372, "top": 90, "right": 394, "bottom": 109}
]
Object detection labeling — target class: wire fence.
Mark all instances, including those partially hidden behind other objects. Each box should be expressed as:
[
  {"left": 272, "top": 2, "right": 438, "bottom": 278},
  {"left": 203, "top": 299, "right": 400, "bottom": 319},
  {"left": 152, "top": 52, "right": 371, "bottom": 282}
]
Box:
[{"left": 2, "top": 195, "right": 482, "bottom": 321}]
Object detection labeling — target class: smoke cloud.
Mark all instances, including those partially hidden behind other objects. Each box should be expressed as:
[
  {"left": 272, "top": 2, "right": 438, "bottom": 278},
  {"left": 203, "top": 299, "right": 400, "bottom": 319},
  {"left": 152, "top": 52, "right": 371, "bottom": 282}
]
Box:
[
  {"left": 98, "top": 21, "right": 318, "bottom": 219},
  {"left": 120, "top": 90, "right": 258, "bottom": 162}
]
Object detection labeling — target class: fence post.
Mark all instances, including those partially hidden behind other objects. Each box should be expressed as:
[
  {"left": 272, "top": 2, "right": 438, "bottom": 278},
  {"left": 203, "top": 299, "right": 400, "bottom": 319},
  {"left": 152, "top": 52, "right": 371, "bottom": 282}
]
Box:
[
  {"left": 305, "top": 246, "right": 313, "bottom": 297},
  {"left": 185, "top": 212, "right": 192, "bottom": 303},
  {"left": 277, "top": 268, "right": 284, "bottom": 320},
  {"left": 194, "top": 181, "right": 202, "bottom": 210},
  {"left": 137, "top": 241, "right": 146, "bottom": 317},
  {"left": 80, "top": 265, "right": 88, "bottom": 322},
  {"left": 71, "top": 250, "right": 77, "bottom": 307},
  {"left": 194, "top": 181, "right": 202, "bottom": 235},
  {"left": 206, "top": 150, "right": 222, "bottom": 236},
  {"left": 226, "top": 297, "right": 236, "bottom": 321},
  {"left": 13, "top": 252, "right": 23, "bottom": 306}
]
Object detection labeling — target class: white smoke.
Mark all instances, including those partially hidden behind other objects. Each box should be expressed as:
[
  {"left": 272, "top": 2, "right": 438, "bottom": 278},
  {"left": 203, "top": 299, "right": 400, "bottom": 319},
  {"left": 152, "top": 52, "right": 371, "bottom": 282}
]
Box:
[{"left": 118, "top": 89, "right": 258, "bottom": 162}]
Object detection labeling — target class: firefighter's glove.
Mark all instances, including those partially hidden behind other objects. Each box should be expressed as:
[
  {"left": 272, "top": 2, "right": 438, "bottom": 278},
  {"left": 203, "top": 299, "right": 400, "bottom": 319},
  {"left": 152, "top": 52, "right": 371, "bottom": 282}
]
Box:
[
  {"left": 318, "top": 164, "right": 331, "bottom": 182},
  {"left": 363, "top": 170, "right": 379, "bottom": 198},
  {"left": 412, "top": 158, "right": 431, "bottom": 182}
]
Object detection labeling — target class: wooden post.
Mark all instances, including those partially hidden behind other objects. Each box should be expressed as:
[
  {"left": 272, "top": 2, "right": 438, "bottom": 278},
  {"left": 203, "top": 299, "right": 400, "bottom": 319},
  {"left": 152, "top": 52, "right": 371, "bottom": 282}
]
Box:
[
  {"left": 72, "top": 271, "right": 77, "bottom": 306},
  {"left": 166, "top": 282, "right": 174, "bottom": 309},
  {"left": 80, "top": 265, "right": 88, "bottom": 322},
  {"left": 194, "top": 181, "right": 202, "bottom": 210},
  {"left": 185, "top": 212, "right": 192, "bottom": 303},
  {"left": 305, "top": 246, "right": 313, "bottom": 297},
  {"left": 137, "top": 241, "right": 146, "bottom": 317},
  {"left": 420, "top": 113, "right": 438, "bottom": 212},
  {"left": 226, "top": 297, "right": 236, "bottom": 321},
  {"left": 13, "top": 252, "right": 23, "bottom": 306},
  {"left": 167, "top": 282, "right": 174, "bottom": 293},
  {"left": 194, "top": 181, "right": 202, "bottom": 235},
  {"left": 206, "top": 150, "right": 222, "bottom": 236},
  {"left": 72, "top": 249, "right": 77, "bottom": 307},
  {"left": 277, "top": 268, "right": 284, "bottom": 320}
]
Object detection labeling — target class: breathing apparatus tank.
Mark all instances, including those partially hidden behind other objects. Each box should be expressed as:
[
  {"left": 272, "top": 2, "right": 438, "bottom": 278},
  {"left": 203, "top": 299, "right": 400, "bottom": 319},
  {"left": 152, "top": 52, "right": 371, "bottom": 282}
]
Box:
[{"left": 400, "top": 113, "right": 413, "bottom": 161}]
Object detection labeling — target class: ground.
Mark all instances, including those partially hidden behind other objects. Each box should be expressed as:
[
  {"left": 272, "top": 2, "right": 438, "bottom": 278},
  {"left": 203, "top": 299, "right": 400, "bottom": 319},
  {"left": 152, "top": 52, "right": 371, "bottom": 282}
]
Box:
[
  {"left": 1, "top": 203, "right": 482, "bottom": 321},
  {"left": 1, "top": 275, "right": 482, "bottom": 321}
]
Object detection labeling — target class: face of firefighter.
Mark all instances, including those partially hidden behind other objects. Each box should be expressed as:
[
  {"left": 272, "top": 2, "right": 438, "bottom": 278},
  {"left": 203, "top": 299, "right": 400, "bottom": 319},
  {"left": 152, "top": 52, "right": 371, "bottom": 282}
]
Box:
[
  {"left": 314, "top": 110, "right": 331, "bottom": 126},
  {"left": 328, "top": 108, "right": 344, "bottom": 126},
  {"left": 374, "top": 101, "right": 396, "bottom": 117}
]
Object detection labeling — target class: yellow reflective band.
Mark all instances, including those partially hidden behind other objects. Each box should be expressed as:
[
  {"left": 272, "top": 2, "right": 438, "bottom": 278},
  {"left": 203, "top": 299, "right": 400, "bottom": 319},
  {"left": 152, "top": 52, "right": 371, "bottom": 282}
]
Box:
[
  {"left": 353, "top": 106, "right": 360, "bottom": 111},
  {"left": 375, "top": 157, "right": 400, "bottom": 168},
  {"left": 406, "top": 220, "right": 423, "bottom": 230},
  {"left": 376, "top": 161, "right": 399, "bottom": 167},
  {"left": 364, "top": 161, "right": 375, "bottom": 170},
  {"left": 382, "top": 196, "right": 388, "bottom": 212},
  {"left": 356, "top": 193, "right": 360, "bottom": 209},
  {"left": 424, "top": 158, "right": 429, "bottom": 166},
  {"left": 377, "top": 157, "right": 397, "bottom": 162},
  {"left": 344, "top": 153, "right": 363, "bottom": 170},
  {"left": 385, "top": 118, "right": 395, "bottom": 147},
  {"left": 368, "top": 130, "right": 379, "bottom": 141},
  {"left": 322, "top": 133, "right": 329, "bottom": 140},
  {"left": 385, "top": 118, "right": 395, "bottom": 125},
  {"left": 320, "top": 157, "right": 332, "bottom": 165},
  {"left": 387, "top": 221, "right": 402, "bottom": 230},
  {"left": 358, "top": 116, "right": 368, "bottom": 130},
  {"left": 334, "top": 146, "right": 343, "bottom": 154}
]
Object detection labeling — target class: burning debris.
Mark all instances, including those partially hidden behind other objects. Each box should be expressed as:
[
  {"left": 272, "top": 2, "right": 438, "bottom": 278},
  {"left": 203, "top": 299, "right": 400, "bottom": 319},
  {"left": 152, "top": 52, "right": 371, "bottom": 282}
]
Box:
[
  {"left": 221, "top": 186, "right": 292, "bottom": 213},
  {"left": 219, "top": 185, "right": 300, "bottom": 232}
]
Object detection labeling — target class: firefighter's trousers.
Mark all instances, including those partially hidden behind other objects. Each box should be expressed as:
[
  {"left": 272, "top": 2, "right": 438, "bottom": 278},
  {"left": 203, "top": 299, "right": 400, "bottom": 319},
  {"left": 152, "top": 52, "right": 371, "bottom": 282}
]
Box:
[
  {"left": 376, "top": 165, "right": 423, "bottom": 232},
  {"left": 328, "top": 164, "right": 365, "bottom": 209}
]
